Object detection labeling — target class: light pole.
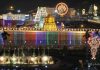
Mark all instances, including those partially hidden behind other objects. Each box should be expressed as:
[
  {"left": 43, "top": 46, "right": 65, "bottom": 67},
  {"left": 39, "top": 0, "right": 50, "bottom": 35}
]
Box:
[
  {"left": 9, "top": 6, "right": 14, "bottom": 11},
  {"left": 17, "top": 9, "right": 21, "bottom": 14},
  {"left": 93, "top": 4, "right": 98, "bottom": 17},
  {"left": 7, "top": 5, "right": 14, "bottom": 13}
]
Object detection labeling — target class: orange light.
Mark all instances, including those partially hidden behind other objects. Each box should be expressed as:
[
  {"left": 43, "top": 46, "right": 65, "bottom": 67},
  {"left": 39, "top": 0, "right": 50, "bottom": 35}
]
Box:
[{"left": 56, "top": 2, "right": 68, "bottom": 17}]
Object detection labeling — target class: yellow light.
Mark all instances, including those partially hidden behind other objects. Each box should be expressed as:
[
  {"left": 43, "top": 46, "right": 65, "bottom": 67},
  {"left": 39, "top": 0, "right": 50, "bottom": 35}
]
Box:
[
  {"left": 94, "top": 4, "right": 98, "bottom": 11},
  {"left": 43, "top": 15, "right": 57, "bottom": 31},
  {"left": 10, "top": 6, "right": 14, "bottom": 10},
  {"left": 0, "top": 56, "right": 4, "bottom": 61},
  {"left": 42, "top": 56, "right": 48, "bottom": 62},
  {"left": 12, "top": 57, "right": 16, "bottom": 61},
  {"left": 30, "top": 57, "right": 35, "bottom": 61},
  {"left": 81, "top": 24, "right": 84, "bottom": 28}
]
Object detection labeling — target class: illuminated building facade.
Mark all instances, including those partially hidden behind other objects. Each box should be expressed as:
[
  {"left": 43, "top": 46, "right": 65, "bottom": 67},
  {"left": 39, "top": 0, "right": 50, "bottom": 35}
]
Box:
[
  {"left": 43, "top": 15, "right": 57, "bottom": 31},
  {"left": 67, "top": 8, "right": 76, "bottom": 17},
  {"left": 34, "top": 7, "right": 48, "bottom": 28},
  {"left": 0, "top": 13, "right": 30, "bottom": 27}
]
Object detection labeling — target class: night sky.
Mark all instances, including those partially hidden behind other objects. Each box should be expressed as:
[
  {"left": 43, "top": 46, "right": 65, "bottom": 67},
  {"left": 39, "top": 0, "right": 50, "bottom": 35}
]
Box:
[{"left": 0, "top": 0, "right": 100, "bottom": 14}]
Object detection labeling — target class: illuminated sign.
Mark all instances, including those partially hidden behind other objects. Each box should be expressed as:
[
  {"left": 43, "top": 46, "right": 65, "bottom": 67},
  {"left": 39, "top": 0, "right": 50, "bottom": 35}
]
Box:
[
  {"left": 56, "top": 2, "right": 68, "bottom": 17},
  {"left": 2, "top": 14, "right": 29, "bottom": 20}
]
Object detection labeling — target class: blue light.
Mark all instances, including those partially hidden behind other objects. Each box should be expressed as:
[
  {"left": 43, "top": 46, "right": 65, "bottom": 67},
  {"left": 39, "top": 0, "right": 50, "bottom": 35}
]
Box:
[
  {"left": 17, "top": 10, "right": 21, "bottom": 13},
  {"left": 21, "top": 19, "right": 25, "bottom": 21}
]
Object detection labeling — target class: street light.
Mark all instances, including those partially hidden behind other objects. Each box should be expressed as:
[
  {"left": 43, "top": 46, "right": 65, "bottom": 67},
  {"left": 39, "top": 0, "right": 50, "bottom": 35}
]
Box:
[
  {"left": 17, "top": 9, "right": 21, "bottom": 13},
  {"left": 9, "top": 6, "right": 14, "bottom": 11},
  {"left": 80, "top": 24, "right": 84, "bottom": 28}
]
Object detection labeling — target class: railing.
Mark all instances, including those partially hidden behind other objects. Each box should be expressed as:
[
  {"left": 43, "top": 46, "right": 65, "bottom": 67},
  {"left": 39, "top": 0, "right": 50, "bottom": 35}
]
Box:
[{"left": 0, "top": 27, "right": 100, "bottom": 31}]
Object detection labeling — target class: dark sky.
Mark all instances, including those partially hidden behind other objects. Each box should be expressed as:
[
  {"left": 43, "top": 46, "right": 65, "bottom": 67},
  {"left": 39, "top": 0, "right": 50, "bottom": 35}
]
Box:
[{"left": 0, "top": 0, "right": 100, "bottom": 14}]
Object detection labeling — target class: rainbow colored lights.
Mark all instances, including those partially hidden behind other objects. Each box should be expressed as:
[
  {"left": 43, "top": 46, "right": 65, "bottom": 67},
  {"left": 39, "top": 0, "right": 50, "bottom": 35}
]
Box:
[{"left": 0, "top": 31, "right": 85, "bottom": 47}]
